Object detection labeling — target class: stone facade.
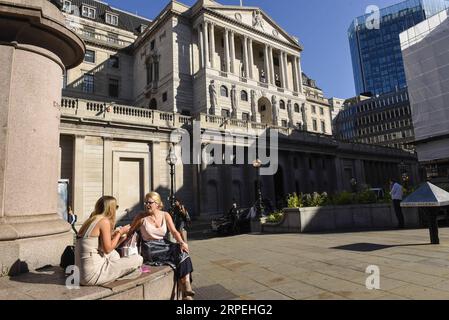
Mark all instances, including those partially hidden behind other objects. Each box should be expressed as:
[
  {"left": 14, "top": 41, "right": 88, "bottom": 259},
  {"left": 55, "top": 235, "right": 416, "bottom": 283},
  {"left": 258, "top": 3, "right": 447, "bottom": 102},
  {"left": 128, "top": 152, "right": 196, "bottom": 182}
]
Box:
[{"left": 55, "top": 0, "right": 420, "bottom": 224}]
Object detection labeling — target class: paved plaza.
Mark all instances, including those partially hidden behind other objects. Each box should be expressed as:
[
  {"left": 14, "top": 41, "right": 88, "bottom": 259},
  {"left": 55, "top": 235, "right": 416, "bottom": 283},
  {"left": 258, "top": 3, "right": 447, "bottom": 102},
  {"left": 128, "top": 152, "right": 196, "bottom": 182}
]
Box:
[{"left": 190, "top": 228, "right": 449, "bottom": 300}]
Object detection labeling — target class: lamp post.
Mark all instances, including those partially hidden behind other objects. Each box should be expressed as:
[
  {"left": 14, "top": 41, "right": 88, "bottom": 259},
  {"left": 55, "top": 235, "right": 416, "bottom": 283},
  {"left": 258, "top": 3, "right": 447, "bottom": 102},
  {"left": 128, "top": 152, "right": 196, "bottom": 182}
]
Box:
[
  {"left": 166, "top": 144, "right": 178, "bottom": 211},
  {"left": 252, "top": 159, "right": 263, "bottom": 218}
]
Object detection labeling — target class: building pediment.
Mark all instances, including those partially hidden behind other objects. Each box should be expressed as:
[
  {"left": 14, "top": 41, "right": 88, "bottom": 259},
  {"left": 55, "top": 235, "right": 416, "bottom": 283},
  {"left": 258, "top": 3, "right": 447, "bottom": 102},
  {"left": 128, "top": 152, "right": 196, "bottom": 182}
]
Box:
[{"left": 205, "top": 6, "right": 302, "bottom": 50}]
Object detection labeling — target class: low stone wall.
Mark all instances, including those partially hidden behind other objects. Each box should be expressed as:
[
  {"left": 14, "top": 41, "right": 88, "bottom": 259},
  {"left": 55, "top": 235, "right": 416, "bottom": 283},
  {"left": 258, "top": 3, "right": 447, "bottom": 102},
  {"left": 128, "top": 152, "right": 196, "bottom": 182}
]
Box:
[
  {"left": 262, "top": 204, "right": 420, "bottom": 234},
  {"left": 0, "top": 265, "right": 178, "bottom": 300}
]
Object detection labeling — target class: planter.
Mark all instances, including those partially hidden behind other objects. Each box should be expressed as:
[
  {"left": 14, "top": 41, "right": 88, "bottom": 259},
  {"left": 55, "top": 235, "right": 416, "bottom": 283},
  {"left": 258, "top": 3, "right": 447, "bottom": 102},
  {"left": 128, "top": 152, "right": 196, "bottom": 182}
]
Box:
[{"left": 261, "top": 204, "right": 421, "bottom": 234}]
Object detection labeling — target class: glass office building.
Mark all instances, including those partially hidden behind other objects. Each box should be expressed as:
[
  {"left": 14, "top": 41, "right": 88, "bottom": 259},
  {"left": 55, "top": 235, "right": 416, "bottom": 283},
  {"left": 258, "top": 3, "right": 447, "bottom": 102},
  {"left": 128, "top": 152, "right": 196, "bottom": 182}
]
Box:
[{"left": 348, "top": 0, "right": 449, "bottom": 96}]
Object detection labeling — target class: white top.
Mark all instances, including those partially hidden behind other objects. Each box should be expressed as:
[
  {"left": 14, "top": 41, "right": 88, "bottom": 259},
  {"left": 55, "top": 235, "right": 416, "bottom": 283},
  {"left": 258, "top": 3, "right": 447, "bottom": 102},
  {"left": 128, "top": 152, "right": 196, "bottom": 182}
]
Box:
[{"left": 391, "top": 183, "right": 404, "bottom": 201}]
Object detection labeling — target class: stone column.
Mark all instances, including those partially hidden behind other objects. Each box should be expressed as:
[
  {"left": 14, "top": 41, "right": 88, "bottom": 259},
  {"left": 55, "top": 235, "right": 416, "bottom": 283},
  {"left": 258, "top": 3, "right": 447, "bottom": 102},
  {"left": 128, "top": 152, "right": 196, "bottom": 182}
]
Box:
[
  {"left": 279, "top": 51, "right": 286, "bottom": 88},
  {"left": 264, "top": 44, "right": 270, "bottom": 84},
  {"left": 269, "top": 46, "right": 275, "bottom": 85},
  {"left": 293, "top": 56, "right": 301, "bottom": 93},
  {"left": 209, "top": 23, "right": 215, "bottom": 69},
  {"left": 297, "top": 55, "right": 304, "bottom": 93},
  {"left": 230, "top": 31, "right": 236, "bottom": 74},
  {"left": 103, "top": 137, "right": 113, "bottom": 196},
  {"left": 248, "top": 38, "right": 254, "bottom": 79},
  {"left": 283, "top": 53, "right": 290, "bottom": 90},
  {"left": 203, "top": 21, "right": 210, "bottom": 68},
  {"left": 0, "top": 0, "right": 85, "bottom": 276},
  {"left": 224, "top": 29, "right": 230, "bottom": 73},
  {"left": 243, "top": 36, "right": 249, "bottom": 78},
  {"left": 151, "top": 141, "right": 161, "bottom": 192},
  {"left": 73, "top": 135, "right": 85, "bottom": 223},
  {"left": 198, "top": 27, "right": 204, "bottom": 69}
]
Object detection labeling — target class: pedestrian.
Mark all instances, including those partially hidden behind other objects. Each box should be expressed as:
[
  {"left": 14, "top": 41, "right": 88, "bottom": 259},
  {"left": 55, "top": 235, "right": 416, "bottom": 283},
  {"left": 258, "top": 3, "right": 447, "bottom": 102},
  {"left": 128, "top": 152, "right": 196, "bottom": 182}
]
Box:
[
  {"left": 390, "top": 178, "right": 405, "bottom": 229},
  {"left": 75, "top": 196, "right": 143, "bottom": 286},
  {"left": 129, "top": 192, "right": 195, "bottom": 300},
  {"left": 172, "top": 198, "right": 191, "bottom": 243}
]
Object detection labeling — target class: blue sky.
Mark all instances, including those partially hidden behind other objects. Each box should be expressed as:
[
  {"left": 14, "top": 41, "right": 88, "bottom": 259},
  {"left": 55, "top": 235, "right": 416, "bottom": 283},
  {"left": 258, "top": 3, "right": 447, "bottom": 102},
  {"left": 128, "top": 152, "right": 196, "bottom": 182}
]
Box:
[{"left": 106, "top": 0, "right": 402, "bottom": 98}]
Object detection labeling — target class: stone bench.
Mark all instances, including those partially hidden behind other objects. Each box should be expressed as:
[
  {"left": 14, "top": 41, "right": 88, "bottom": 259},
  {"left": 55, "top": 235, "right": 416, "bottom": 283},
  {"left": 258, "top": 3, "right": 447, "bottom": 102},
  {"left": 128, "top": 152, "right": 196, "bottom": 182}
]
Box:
[{"left": 0, "top": 265, "right": 178, "bottom": 300}]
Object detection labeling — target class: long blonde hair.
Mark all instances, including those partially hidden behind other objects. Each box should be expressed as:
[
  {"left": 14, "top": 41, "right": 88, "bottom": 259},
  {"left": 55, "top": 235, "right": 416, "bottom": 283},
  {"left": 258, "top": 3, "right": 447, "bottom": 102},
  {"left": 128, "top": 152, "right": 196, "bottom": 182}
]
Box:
[
  {"left": 145, "top": 192, "right": 164, "bottom": 210},
  {"left": 80, "top": 196, "right": 117, "bottom": 235}
]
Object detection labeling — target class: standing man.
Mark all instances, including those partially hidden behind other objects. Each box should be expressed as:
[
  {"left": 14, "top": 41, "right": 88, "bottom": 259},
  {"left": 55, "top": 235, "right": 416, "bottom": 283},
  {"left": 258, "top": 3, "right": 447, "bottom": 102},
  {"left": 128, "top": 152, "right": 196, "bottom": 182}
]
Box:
[{"left": 390, "top": 178, "right": 405, "bottom": 229}]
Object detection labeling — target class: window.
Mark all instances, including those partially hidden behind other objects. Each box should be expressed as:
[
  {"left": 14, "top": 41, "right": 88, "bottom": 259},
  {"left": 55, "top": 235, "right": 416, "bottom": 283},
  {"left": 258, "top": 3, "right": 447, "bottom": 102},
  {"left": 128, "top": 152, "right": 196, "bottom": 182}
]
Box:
[
  {"left": 106, "top": 33, "right": 119, "bottom": 44},
  {"left": 242, "top": 112, "right": 250, "bottom": 121},
  {"left": 294, "top": 104, "right": 300, "bottom": 113},
  {"left": 320, "top": 107, "right": 324, "bottom": 115},
  {"left": 162, "top": 92, "right": 168, "bottom": 102},
  {"left": 241, "top": 90, "right": 248, "bottom": 102},
  {"left": 108, "top": 79, "right": 119, "bottom": 98},
  {"left": 83, "top": 74, "right": 94, "bottom": 93},
  {"left": 313, "top": 119, "right": 318, "bottom": 131},
  {"left": 221, "top": 109, "right": 230, "bottom": 118},
  {"left": 150, "top": 40, "right": 155, "bottom": 51},
  {"left": 312, "top": 105, "right": 316, "bottom": 114},
  {"left": 149, "top": 99, "right": 157, "bottom": 110},
  {"left": 63, "top": 1, "right": 72, "bottom": 13},
  {"left": 106, "top": 13, "right": 119, "bottom": 26},
  {"left": 321, "top": 121, "right": 326, "bottom": 133},
  {"left": 84, "top": 50, "right": 95, "bottom": 63},
  {"left": 146, "top": 63, "right": 153, "bottom": 85},
  {"left": 82, "top": 26, "right": 95, "bottom": 38},
  {"left": 280, "top": 100, "right": 286, "bottom": 110},
  {"left": 281, "top": 120, "right": 288, "bottom": 127},
  {"left": 82, "top": 5, "right": 96, "bottom": 19},
  {"left": 108, "top": 56, "right": 119, "bottom": 68},
  {"left": 220, "top": 86, "right": 228, "bottom": 97}
]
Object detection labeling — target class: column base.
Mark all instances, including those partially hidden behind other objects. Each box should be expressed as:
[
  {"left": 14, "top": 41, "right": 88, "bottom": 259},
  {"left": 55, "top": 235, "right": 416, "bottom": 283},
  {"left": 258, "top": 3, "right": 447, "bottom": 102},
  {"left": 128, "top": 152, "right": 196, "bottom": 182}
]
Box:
[{"left": 0, "top": 214, "right": 73, "bottom": 277}]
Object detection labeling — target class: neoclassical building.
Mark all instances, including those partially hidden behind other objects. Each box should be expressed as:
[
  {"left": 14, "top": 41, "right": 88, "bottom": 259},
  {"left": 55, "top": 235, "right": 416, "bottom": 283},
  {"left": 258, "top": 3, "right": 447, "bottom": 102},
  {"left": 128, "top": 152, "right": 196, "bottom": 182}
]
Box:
[{"left": 57, "top": 0, "right": 418, "bottom": 224}]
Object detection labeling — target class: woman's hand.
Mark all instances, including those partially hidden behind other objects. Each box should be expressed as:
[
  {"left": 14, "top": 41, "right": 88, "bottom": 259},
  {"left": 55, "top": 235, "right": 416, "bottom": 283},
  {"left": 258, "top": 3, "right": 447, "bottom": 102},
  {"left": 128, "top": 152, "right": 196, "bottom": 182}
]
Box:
[
  {"left": 119, "top": 225, "right": 131, "bottom": 236},
  {"left": 180, "top": 242, "right": 189, "bottom": 254}
]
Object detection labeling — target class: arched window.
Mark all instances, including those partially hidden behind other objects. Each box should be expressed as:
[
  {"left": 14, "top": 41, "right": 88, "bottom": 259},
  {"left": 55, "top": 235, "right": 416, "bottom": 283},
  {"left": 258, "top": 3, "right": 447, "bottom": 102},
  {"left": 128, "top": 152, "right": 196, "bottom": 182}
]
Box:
[
  {"left": 241, "top": 90, "right": 248, "bottom": 102},
  {"left": 220, "top": 85, "right": 228, "bottom": 97},
  {"left": 149, "top": 98, "right": 157, "bottom": 110},
  {"left": 294, "top": 103, "right": 300, "bottom": 113},
  {"left": 280, "top": 100, "right": 286, "bottom": 110}
]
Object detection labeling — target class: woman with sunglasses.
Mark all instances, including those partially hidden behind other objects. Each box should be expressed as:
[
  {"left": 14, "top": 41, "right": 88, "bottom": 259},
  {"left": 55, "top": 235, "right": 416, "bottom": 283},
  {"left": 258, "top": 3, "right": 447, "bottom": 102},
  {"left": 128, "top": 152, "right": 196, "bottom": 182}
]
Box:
[
  {"left": 75, "top": 196, "right": 143, "bottom": 286},
  {"left": 129, "top": 192, "right": 195, "bottom": 300}
]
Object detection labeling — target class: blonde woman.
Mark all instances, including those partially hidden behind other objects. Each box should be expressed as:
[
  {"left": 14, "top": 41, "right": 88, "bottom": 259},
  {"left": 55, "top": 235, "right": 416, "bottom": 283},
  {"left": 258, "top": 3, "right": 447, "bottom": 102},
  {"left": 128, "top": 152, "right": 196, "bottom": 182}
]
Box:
[
  {"left": 75, "top": 196, "right": 143, "bottom": 286},
  {"left": 129, "top": 192, "right": 195, "bottom": 300}
]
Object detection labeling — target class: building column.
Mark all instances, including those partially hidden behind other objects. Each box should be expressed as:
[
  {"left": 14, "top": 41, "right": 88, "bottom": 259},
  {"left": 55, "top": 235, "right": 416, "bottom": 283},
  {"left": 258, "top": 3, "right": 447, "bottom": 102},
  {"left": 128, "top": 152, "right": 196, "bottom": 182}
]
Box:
[
  {"left": 209, "top": 23, "right": 215, "bottom": 69},
  {"left": 103, "top": 137, "right": 113, "bottom": 196},
  {"left": 243, "top": 36, "right": 249, "bottom": 78},
  {"left": 248, "top": 38, "right": 254, "bottom": 79},
  {"left": 293, "top": 56, "right": 300, "bottom": 93},
  {"left": 279, "top": 51, "right": 286, "bottom": 88},
  {"left": 283, "top": 52, "right": 290, "bottom": 90},
  {"left": 297, "top": 55, "right": 304, "bottom": 93},
  {"left": 264, "top": 44, "right": 270, "bottom": 84},
  {"left": 73, "top": 135, "right": 85, "bottom": 222},
  {"left": 224, "top": 28, "right": 230, "bottom": 73},
  {"left": 269, "top": 46, "right": 275, "bottom": 85},
  {"left": 198, "top": 27, "right": 204, "bottom": 69},
  {"left": 230, "top": 30, "right": 236, "bottom": 74},
  {"left": 203, "top": 21, "right": 210, "bottom": 68},
  {"left": 151, "top": 141, "right": 161, "bottom": 192}
]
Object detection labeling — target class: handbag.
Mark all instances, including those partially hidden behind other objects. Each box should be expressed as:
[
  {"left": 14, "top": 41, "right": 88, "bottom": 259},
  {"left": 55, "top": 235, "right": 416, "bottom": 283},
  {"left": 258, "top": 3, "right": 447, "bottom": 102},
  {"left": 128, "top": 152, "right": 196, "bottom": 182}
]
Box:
[{"left": 117, "top": 232, "right": 140, "bottom": 258}]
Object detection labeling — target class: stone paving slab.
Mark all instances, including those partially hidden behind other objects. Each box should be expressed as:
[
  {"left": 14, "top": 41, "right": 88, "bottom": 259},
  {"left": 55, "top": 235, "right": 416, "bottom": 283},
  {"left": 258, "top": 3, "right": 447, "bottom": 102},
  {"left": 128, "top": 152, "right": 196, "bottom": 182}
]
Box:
[{"left": 190, "top": 227, "right": 449, "bottom": 300}]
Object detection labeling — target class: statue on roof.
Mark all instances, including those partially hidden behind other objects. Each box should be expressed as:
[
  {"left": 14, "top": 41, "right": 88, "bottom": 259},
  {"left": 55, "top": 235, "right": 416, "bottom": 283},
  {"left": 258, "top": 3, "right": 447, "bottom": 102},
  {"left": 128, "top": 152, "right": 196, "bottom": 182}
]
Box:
[{"left": 252, "top": 10, "right": 264, "bottom": 31}]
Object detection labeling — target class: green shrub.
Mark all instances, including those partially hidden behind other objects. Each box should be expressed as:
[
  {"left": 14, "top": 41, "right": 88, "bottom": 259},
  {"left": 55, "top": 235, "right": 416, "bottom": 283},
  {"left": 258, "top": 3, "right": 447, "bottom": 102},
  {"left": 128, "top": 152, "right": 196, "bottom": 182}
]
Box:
[
  {"left": 287, "top": 193, "right": 300, "bottom": 208},
  {"left": 266, "top": 211, "right": 284, "bottom": 223},
  {"left": 355, "top": 189, "right": 377, "bottom": 204},
  {"left": 332, "top": 191, "right": 354, "bottom": 205}
]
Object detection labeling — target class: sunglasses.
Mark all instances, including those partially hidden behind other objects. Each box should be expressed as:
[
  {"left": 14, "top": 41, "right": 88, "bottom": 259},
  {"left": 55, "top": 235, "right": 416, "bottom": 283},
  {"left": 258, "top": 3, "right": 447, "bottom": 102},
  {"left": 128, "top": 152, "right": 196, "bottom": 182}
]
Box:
[{"left": 145, "top": 201, "right": 155, "bottom": 205}]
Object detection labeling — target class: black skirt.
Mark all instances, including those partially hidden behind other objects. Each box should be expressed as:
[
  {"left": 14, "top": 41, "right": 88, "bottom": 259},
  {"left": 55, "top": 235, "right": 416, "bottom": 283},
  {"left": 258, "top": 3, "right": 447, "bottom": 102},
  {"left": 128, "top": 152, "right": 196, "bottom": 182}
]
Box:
[{"left": 140, "top": 239, "right": 193, "bottom": 281}]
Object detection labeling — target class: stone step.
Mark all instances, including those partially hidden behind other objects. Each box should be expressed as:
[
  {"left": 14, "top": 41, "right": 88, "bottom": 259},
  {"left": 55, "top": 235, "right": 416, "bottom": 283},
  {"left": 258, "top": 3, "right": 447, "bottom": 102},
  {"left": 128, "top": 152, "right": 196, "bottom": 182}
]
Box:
[{"left": 0, "top": 265, "right": 177, "bottom": 300}]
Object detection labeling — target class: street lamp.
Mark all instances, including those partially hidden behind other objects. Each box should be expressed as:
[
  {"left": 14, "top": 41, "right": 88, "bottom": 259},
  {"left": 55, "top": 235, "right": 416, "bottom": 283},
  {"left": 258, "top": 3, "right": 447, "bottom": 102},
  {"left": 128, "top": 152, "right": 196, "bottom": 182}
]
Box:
[
  {"left": 252, "top": 159, "right": 263, "bottom": 218},
  {"left": 166, "top": 144, "right": 177, "bottom": 211}
]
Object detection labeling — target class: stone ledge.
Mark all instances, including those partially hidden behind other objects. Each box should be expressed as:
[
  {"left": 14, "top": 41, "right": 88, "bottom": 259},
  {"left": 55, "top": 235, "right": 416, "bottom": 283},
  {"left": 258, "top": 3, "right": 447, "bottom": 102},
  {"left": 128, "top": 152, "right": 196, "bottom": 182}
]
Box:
[{"left": 0, "top": 265, "right": 177, "bottom": 300}]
